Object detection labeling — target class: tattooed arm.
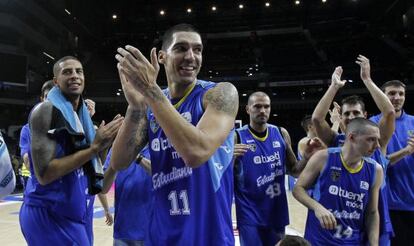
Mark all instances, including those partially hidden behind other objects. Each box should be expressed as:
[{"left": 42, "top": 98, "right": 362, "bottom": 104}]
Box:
[
  {"left": 145, "top": 82, "right": 238, "bottom": 168},
  {"left": 30, "top": 102, "right": 123, "bottom": 185},
  {"left": 115, "top": 46, "right": 238, "bottom": 167},
  {"left": 111, "top": 106, "right": 148, "bottom": 171}
]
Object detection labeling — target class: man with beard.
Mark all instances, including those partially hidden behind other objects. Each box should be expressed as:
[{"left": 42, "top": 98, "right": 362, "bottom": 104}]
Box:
[
  {"left": 233, "top": 91, "right": 309, "bottom": 246},
  {"left": 111, "top": 24, "right": 238, "bottom": 245},
  {"left": 19, "top": 56, "right": 123, "bottom": 245}
]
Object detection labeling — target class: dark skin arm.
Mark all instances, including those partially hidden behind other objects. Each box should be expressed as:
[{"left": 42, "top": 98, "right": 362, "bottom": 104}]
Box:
[{"left": 30, "top": 102, "right": 123, "bottom": 185}]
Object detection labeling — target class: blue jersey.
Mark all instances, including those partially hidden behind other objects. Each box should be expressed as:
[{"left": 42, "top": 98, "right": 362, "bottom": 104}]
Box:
[
  {"left": 332, "top": 133, "right": 346, "bottom": 147},
  {"left": 23, "top": 112, "right": 88, "bottom": 222},
  {"left": 333, "top": 133, "right": 393, "bottom": 237},
  {"left": 147, "top": 80, "right": 235, "bottom": 246},
  {"left": 305, "top": 148, "right": 377, "bottom": 245},
  {"left": 371, "top": 112, "right": 414, "bottom": 211},
  {"left": 104, "top": 147, "right": 152, "bottom": 241},
  {"left": 234, "top": 124, "right": 288, "bottom": 229},
  {"left": 19, "top": 124, "right": 30, "bottom": 159}
]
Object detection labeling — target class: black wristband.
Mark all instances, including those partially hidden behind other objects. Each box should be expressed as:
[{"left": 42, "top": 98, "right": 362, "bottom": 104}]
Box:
[{"left": 135, "top": 154, "right": 143, "bottom": 164}]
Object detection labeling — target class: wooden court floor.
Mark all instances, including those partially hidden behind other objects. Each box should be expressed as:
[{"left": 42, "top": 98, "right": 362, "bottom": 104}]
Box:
[{"left": 0, "top": 190, "right": 307, "bottom": 245}]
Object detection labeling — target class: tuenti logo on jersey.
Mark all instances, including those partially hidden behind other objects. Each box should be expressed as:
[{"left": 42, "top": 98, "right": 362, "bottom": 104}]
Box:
[
  {"left": 253, "top": 152, "right": 281, "bottom": 165},
  {"left": 328, "top": 185, "right": 365, "bottom": 203},
  {"left": 152, "top": 166, "right": 193, "bottom": 190},
  {"left": 151, "top": 137, "right": 173, "bottom": 152}
]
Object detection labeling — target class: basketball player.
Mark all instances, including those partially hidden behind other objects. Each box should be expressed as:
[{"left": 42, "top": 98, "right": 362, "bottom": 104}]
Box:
[
  {"left": 102, "top": 147, "right": 152, "bottom": 246},
  {"left": 233, "top": 91, "right": 308, "bottom": 246},
  {"left": 293, "top": 118, "right": 383, "bottom": 245},
  {"left": 19, "top": 56, "right": 123, "bottom": 245},
  {"left": 111, "top": 23, "right": 238, "bottom": 245},
  {"left": 312, "top": 55, "right": 395, "bottom": 245}
]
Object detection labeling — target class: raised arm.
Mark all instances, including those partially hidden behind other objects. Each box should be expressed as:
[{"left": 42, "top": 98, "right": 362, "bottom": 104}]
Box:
[
  {"left": 116, "top": 45, "right": 238, "bottom": 168},
  {"left": 365, "top": 164, "right": 383, "bottom": 246},
  {"left": 30, "top": 102, "right": 123, "bottom": 185},
  {"left": 293, "top": 149, "right": 337, "bottom": 230},
  {"left": 356, "top": 55, "right": 395, "bottom": 151},
  {"left": 312, "top": 67, "right": 346, "bottom": 146},
  {"left": 110, "top": 66, "right": 149, "bottom": 171}
]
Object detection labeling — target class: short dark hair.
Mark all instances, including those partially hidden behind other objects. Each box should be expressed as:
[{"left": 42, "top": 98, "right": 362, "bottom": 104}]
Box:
[
  {"left": 346, "top": 117, "right": 378, "bottom": 136},
  {"left": 161, "top": 23, "right": 201, "bottom": 50},
  {"left": 301, "top": 115, "right": 312, "bottom": 132},
  {"left": 341, "top": 95, "right": 365, "bottom": 112},
  {"left": 247, "top": 91, "right": 270, "bottom": 105},
  {"left": 41, "top": 80, "right": 54, "bottom": 98},
  {"left": 279, "top": 235, "right": 311, "bottom": 246},
  {"left": 381, "top": 80, "right": 406, "bottom": 92},
  {"left": 53, "top": 56, "right": 81, "bottom": 77}
]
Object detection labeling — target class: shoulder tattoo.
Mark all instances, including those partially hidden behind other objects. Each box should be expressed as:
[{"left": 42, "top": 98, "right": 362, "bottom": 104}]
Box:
[{"left": 204, "top": 82, "right": 238, "bottom": 115}]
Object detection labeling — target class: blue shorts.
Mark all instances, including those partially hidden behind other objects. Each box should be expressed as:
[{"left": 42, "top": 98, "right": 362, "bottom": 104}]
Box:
[
  {"left": 238, "top": 224, "right": 285, "bottom": 246},
  {"left": 19, "top": 203, "right": 90, "bottom": 246}
]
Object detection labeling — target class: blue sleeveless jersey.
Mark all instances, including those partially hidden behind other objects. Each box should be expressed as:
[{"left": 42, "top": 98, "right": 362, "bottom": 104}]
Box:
[
  {"left": 234, "top": 124, "right": 288, "bottom": 229},
  {"left": 23, "top": 125, "right": 88, "bottom": 222},
  {"left": 371, "top": 112, "right": 414, "bottom": 211},
  {"left": 305, "top": 148, "right": 377, "bottom": 245},
  {"left": 147, "top": 80, "right": 235, "bottom": 246},
  {"left": 104, "top": 147, "right": 152, "bottom": 241},
  {"left": 333, "top": 133, "right": 393, "bottom": 237}
]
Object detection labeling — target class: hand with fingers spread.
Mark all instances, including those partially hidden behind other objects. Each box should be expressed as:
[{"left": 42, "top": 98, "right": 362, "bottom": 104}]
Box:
[
  {"left": 314, "top": 205, "right": 337, "bottom": 230},
  {"left": 233, "top": 144, "right": 249, "bottom": 158},
  {"left": 331, "top": 66, "right": 347, "bottom": 89},
  {"left": 92, "top": 114, "right": 124, "bottom": 153},
  {"left": 115, "top": 45, "right": 160, "bottom": 98},
  {"left": 356, "top": 55, "right": 372, "bottom": 82},
  {"left": 85, "top": 99, "right": 96, "bottom": 117}
]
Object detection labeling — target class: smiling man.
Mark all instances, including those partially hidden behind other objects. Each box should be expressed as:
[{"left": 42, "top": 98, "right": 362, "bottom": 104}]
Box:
[
  {"left": 19, "top": 56, "right": 123, "bottom": 245},
  {"left": 111, "top": 24, "right": 239, "bottom": 245}
]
